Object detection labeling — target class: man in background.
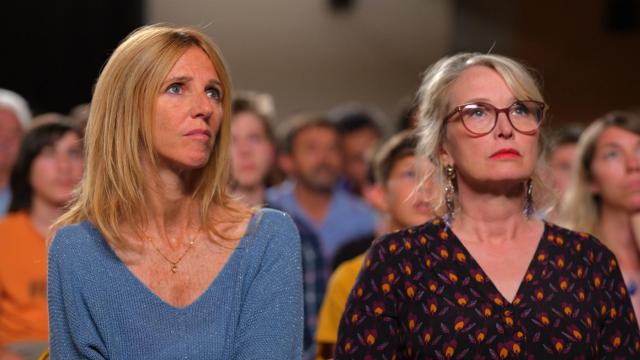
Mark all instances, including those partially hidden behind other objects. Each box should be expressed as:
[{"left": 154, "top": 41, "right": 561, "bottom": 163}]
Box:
[
  {"left": 0, "top": 89, "right": 32, "bottom": 218},
  {"left": 331, "top": 107, "right": 383, "bottom": 196},
  {"left": 268, "top": 113, "right": 377, "bottom": 262}
]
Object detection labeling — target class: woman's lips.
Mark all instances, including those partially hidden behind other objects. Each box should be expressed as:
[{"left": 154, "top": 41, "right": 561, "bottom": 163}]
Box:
[
  {"left": 413, "top": 200, "right": 432, "bottom": 213},
  {"left": 185, "top": 128, "right": 212, "bottom": 142},
  {"left": 490, "top": 148, "right": 521, "bottom": 159}
]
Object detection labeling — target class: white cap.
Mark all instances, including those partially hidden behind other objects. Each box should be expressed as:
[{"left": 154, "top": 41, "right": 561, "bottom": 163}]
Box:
[{"left": 0, "top": 88, "right": 32, "bottom": 130}]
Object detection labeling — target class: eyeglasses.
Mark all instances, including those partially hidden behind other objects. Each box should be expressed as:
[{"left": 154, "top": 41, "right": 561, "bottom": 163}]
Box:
[{"left": 445, "top": 100, "right": 546, "bottom": 136}]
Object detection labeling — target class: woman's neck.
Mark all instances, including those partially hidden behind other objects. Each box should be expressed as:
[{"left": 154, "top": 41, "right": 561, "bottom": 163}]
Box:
[
  {"left": 232, "top": 184, "right": 265, "bottom": 207},
  {"left": 142, "top": 161, "right": 200, "bottom": 248},
  {"left": 29, "top": 196, "right": 66, "bottom": 238},
  {"left": 599, "top": 204, "right": 640, "bottom": 272},
  {"left": 452, "top": 179, "right": 534, "bottom": 245}
]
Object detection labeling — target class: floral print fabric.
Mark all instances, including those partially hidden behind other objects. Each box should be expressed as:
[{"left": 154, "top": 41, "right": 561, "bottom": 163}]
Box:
[{"left": 335, "top": 218, "right": 640, "bottom": 359}]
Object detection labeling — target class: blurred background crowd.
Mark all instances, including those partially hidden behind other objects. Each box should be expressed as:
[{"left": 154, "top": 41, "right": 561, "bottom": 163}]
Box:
[{"left": 1, "top": 1, "right": 639, "bottom": 359}]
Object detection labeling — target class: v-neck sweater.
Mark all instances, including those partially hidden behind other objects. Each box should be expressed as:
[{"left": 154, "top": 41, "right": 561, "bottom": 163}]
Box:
[
  {"left": 47, "top": 208, "right": 303, "bottom": 359},
  {"left": 335, "top": 218, "right": 640, "bottom": 359}
]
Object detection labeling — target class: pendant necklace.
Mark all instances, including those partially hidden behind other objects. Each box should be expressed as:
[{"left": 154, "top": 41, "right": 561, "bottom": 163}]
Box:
[{"left": 146, "top": 232, "right": 196, "bottom": 273}]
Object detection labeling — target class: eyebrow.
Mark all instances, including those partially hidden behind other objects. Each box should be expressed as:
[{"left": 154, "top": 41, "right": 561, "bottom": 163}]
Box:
[
  {"left": 600, "top": 141, "right": 640, "bottom": 149},
  {"left": 461, "top": 97, "right": 518, "bottom": 105},
  {"left": 163, "top": 76, "right": 222, "bottom": 88}
]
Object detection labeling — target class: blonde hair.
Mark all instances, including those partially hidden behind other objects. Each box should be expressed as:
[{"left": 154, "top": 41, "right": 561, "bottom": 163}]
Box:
[
  {"left": 54, "top": 24, "right": 247, "bottom": 248},
  {"left": 415, "top": 53, "right": 551, "bottom": 215},
  {"left": 558, "top": 111, "right": 640, "bottom": 237}
]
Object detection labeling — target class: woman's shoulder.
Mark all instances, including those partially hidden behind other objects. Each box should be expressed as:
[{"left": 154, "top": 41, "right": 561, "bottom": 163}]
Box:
[
  {"left": 236, "top": 208, "right": 301, "bottom": 289},
  {"left": 49, "top": 221, "right": 107, "bottom": 259},
  {"left": 242, "top": 208, "right": 300, "bottom": 253},
  {"left": 250, "top": 208, "right": 298, "bottom": 237},
  {"left": 368, "top": 217, "right": 444, "bottom": 259},
  {"left": 544, "top": 221, "right": 617, "bottom": 260},
  {"left": 0, "top": 211, "right": 30, "bottom": 236},
  {"left": 255, "top": 207, "right": 296, "bottom": 225}
]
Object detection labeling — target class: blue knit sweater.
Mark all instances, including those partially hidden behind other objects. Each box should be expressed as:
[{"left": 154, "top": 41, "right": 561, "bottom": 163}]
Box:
[{"left": 47, "top": 208, "right": 303, "bottom": 359}]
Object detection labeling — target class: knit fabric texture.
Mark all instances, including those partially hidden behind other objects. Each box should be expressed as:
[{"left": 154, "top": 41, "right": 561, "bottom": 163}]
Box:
[{"left": 47, "top": 208, "right": 303, "bottom": 359}]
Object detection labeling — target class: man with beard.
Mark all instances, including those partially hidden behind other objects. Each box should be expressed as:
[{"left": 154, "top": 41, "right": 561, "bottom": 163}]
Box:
[
  {"left": 268, "top": 113, "right": 377, "bottom": 263},
  {"left": 266, "top": 113, "right": 376, "bottom": 359}
]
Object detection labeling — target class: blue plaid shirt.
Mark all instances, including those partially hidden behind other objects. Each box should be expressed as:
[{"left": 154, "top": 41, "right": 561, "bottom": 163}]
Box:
[{"left": 265, "top": 205, "right": 326, "bottom": 359}]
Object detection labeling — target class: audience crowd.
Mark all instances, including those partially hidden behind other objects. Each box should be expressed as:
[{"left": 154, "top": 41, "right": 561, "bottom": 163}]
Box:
[{"left": 0, "top": 23, "right": 639, "bottom": 360}]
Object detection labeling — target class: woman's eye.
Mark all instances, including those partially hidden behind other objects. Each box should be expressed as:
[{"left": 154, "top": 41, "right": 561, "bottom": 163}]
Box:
[
  {"left": 603, "top": 150, "right": 619, "bottom": 160},
  {"left": 463, "top": 107, "right": 485, "bottom": 118},
  {"left": 206, "top": 87, "right": 222, "bottom": 100},
  {"left": 512, "top": 103, "right": 530, "bottom": 116},
  {"left": 248, "top": 133, "right": 266, "bottom": 144},
  {"left": 400, "top": 169, "right": 416, "bottom": 179},
  {"left": 167, "top": 83, "right": 182, "bottom": 94}
]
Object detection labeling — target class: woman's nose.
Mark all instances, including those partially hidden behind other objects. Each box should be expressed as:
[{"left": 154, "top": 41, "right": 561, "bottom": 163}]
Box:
[
  {"left": 192, "top": 92, "right": 214, "bottom": 120},
  {"left": 494, "top": 112, "right": 514, "bottom": 139}
]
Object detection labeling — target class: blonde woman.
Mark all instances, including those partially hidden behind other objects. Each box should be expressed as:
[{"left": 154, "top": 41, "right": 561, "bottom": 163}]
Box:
[
  {"left": 560, "top": 111, "right": 640, "bottom": 325},
  {"left": 335, "top": 53, "right": 639, "bottom": 359},
  {"left": 47, "top": 25, "right": 302, "bottom": 359}
]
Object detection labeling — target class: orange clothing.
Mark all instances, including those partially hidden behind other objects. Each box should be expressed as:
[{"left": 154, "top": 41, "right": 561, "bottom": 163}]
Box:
[{"left": 0, "top": 212, "right": 48, "bottom": 345}]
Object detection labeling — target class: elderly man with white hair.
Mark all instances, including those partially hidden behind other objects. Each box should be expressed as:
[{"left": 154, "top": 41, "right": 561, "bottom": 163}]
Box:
[{"left": 0, "top": 89, "right": 32, "bottom": 218}]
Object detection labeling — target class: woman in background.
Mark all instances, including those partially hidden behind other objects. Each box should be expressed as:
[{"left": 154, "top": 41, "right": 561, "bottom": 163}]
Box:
[
  {"left": 559, "top": 110, "right": 640, "bottom": 324},
  {"left": 229, "top": 93, "right": 279, "bottom": 207},
  {"left": 0, "top": 120, "right": 83, "bottom": 360},
  {"left": 48, "top": 24, "right": 302, "bottom": 359}
]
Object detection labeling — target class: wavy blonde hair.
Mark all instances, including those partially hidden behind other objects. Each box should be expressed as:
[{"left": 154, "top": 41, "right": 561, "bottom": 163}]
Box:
[
  {"left": 558, "top": 111, "right": 640, "bottom": 237},
  {"left": 53, "top": 24, "right": 248, "bottom": 249},
  {"left": 415, "top": 53, "right": 552, "bottom": 216}
]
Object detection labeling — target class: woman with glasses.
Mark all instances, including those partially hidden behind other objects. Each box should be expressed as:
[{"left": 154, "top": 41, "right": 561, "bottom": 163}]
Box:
[
  {"left": 335, "top": 53, "right": 639, "bottom": 359},
  {"left": 559, "top": 111, "right": 640, "bottom": 327}
]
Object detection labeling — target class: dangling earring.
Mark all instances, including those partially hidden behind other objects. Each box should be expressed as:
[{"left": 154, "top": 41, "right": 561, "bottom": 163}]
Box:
[
  {"left": 523, "top": 179, "right": 534, "bottom": 218},
  {"left": 444, "top": 164, "right": 456, "bottom": 223}
]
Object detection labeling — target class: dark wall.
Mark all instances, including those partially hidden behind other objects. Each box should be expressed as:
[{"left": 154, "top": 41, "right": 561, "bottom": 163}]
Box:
[
  {"left": 451, "top": 0, "right": 640, "bottom": 127},
  {"left": 1, "top": 1, "right": 144, "bottom": 115},
  {"left": 513, "top": 1, "right": 640, "bottom": 126}
]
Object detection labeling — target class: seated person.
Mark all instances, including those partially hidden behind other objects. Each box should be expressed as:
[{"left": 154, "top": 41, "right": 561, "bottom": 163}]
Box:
[
  {"left": 0, "top": 120, "right": 83, "bottom": 360},
  {"left": 315, "top": 130, "right": 435, "bottom": 359}
]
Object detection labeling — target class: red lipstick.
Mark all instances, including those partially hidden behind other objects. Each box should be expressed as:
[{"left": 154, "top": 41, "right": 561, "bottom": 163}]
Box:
[{"left": 490, "top": 148, "right": 521, "bottom": 159}]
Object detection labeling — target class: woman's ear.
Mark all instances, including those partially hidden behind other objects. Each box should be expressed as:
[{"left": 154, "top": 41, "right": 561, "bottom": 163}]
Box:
[
  {"left": 439, "top": 143, "right": 452, "bottom": 167},
  {"left": 589, "top": 179, "right": 600, "bottom": 196}
]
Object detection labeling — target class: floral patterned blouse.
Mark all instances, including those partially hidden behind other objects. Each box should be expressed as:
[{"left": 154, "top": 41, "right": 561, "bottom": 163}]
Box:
[{"left": 335, "top": 218, "right": 640, "bottom": 359}]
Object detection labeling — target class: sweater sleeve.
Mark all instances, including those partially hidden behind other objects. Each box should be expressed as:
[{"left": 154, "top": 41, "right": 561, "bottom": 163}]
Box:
[
  {"left": 235, "top": 211, "right": 304, "bottom": 360},
  {"left": 47, "top": 225, "right": 108, "bottom": 360}
]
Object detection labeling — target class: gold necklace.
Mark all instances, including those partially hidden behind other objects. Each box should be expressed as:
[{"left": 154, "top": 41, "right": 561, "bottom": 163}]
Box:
[{"left": 146, "top": 232, "right": 196, "bottom": 273}]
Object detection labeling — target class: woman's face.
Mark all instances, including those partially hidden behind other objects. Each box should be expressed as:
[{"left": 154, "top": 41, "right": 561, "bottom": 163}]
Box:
[
  {"left": 590, "top": 126, "right": 640, "bottom": 212},
  {"left": 442, "top": 66, "right": 539, "bottom": 189},
  {"left": 383, "top": 156, "right": 434, "bottom": 230},
  {"left": 0, "top": 108, "right": 22, "bottom": 177},
  {"left": 153, "top": 46, "right": 223, "bottom": 170},
  {"left": 230, "top": 111, "right": 275, "bottom": 188},
  {"left": 30, "top": 132, "right": 83, "bottom": 208},
  {"left": 548, "top": 143, "right": 577, "bottom": 195}
]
